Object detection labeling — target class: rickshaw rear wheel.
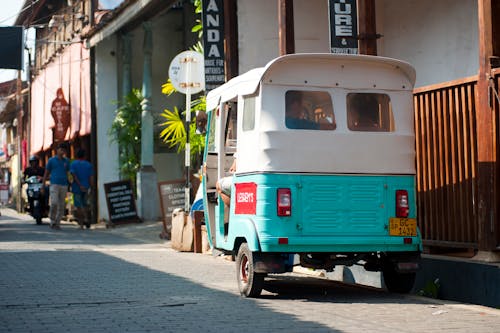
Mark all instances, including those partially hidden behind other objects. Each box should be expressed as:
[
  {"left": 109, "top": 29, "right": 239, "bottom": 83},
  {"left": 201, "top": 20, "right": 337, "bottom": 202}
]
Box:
[
  {"left": 382, "top": 264, "right": 416, "bottom": 293},
  {"left": 236, "top": 243, "right": 264, "bottom": 297}
]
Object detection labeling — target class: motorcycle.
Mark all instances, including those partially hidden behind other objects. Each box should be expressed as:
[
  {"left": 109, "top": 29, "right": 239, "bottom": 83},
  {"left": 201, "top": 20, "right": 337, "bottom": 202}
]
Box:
[{"left": 25, "top": 176, "right": 48, "bottom": 225}]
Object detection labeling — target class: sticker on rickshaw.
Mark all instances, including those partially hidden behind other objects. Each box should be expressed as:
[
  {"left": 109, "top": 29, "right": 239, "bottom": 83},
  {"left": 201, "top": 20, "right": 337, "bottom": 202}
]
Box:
[{"left": 235, "top": 182, "right": 257, "bottom": 215}]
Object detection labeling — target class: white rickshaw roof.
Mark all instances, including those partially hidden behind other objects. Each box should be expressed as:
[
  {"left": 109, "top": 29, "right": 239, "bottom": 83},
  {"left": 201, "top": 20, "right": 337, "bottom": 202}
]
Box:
[
  {"left": 206, "top": 53, "right": 416, "bottom": 110},
  {"left": 207, "top": 53, "right": 417, "bottom": 175}
]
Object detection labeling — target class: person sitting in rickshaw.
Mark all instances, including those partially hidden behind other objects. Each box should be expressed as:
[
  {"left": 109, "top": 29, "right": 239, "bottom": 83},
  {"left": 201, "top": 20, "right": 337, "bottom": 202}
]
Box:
[
  {"left": 285, "top": 91, "right": 319, "bottom": 130},
  {"left": 216, "top": 155, "right": 237, "bottom": 207},
  {"left": 286, "top": 90, "right": 336, "bottom": 130}
]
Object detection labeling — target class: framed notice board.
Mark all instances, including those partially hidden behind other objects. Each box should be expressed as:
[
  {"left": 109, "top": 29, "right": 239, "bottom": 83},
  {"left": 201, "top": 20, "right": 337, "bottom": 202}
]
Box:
[
  {"left": 104, "top": 180, "right": 140, "bottom": 225},
  {"left": 158, "top": 179, "right": 186, "bottom": 230}
]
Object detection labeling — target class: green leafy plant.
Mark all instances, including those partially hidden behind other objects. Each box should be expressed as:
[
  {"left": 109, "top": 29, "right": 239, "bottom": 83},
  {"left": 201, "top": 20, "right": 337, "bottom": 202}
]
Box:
[
  {"left": 158, "top": 85, "right": 206, "bottom": 169},
  {"left": 108, "top": 89, "right": 143, "bottom": 187},
  {"left": 191, "top": 0, "right": 203, "bottom": 38},
  {"left": 417, "top": 278, "right": 441, "bottom": 299}
]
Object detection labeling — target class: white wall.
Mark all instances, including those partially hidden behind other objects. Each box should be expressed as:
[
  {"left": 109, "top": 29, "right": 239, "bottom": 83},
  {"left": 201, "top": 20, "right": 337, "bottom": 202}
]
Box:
[
  {"left": 95, "top": 35, "right": 120, "bottom": 221},
  {"left": 238, "top": 0, "right": 330, "bottom": 74},
  {"left": 376, "top": 0, "right": 478, "bottom": 87},
  {"left": 237, "top": 0, "right": 478, "bottom": 88}
]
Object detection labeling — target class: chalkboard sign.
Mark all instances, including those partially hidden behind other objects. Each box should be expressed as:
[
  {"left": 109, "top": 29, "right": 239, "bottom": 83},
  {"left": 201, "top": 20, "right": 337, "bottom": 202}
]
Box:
[
  {"left": 158, "top": 179, "right": 186, "bottom": 231},
  {"left": 104, "top": 180, "right": 140, "bottom": 224}
]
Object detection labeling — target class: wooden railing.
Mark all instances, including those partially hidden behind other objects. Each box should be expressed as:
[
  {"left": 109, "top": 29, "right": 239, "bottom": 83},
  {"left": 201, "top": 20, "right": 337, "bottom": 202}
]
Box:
[{"left": 413, "top": 76, "right": 479, "bottom": 249}]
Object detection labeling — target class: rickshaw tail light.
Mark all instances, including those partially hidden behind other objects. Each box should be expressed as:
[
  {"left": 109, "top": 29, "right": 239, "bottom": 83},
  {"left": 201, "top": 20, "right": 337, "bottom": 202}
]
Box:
[
  {"left": 278, "top": 237, "right": 288, "bottom": 245},
  {"left": 277, "top": 188, "right": 291, "bottom": 216},
  {"left": 396, "top": 190, "right": 409, "bottom": 218}
]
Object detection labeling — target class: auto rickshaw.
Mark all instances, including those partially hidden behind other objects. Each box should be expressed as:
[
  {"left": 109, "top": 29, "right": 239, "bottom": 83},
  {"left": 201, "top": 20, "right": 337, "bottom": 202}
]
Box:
[{"left": 202, "top": 53, "right": 422, "bottom": 297}]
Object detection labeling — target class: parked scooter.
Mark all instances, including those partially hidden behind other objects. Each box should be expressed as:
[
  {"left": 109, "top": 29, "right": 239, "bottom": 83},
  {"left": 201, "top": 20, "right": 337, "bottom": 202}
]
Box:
[{"left": 25, "top": 176, "right": 48, "bottom": 225}]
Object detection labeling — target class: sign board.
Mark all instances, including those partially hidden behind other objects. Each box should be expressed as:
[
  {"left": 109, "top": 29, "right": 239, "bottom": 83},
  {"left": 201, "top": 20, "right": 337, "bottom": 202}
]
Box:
[
  {"left": 168, "top": 50, "right": 205, "bottom": 94},
  {"left": 0, "top": 26, "right": 24, "bottom": 70},
  {"left": 202, "top": 0, "right": 225, "bottom": 91},
  {"left": 50, "top": 88, "right": 71, "bottom": 142},
  {"left": 328, "top": 0, "right": 358, "bottom": 54},
  {"left": 158, "top": 179, "right": 186, "bottom": 230},
  {"left": 104, "top": 180, "right": 140, "bottom": 224}
]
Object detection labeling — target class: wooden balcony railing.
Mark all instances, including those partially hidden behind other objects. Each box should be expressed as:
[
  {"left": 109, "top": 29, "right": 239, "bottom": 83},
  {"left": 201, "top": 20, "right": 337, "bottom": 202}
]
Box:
[{"left": 413, "top": 76, "right": 479, "bottom": 250}]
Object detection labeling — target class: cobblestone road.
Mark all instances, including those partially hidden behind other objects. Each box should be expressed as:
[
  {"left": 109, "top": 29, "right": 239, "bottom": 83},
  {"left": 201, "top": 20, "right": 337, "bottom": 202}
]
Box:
[{"left": 1, "top": 208, "right": 499, "bottom": 333}]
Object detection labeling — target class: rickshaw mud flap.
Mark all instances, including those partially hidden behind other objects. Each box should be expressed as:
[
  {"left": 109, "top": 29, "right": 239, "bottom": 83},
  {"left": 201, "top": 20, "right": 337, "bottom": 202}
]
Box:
[{"left": 252, "top": 252, "right": 287, "bottom": 273}]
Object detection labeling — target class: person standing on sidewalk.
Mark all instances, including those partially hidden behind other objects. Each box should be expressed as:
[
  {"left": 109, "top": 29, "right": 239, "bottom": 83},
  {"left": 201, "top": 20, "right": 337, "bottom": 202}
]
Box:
[
  {"left": 41, "top": 143, "right": 70, "bottom": 230},
  {"left": 70, "top": 149, "right": 94, "bottom": 229}
]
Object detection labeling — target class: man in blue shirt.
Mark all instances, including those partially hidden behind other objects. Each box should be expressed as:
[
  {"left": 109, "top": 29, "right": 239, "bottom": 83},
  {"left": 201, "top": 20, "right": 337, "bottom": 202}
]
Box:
[
  {"left": 70, "top": 149, "right": 94, "bottom": 229},
  {"left": 41, "top": 143, "right": 70, "bottom": 230}
]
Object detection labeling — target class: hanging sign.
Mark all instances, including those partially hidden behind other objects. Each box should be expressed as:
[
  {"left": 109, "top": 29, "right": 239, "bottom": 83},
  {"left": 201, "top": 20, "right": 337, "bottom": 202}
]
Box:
[
  {"left": 202, "top": 0, "right": 225, "bottom": 91},
  {"left": 50, "top": 88, "right": 71, "bottom": 142},
  {"left": 328, "top": 0, "right": 358, "bottom": 54}
]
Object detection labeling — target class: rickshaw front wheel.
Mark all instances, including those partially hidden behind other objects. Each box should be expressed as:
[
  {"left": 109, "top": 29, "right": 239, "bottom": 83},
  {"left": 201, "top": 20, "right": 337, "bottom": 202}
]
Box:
[{"left": 236, "top": 243, "right": 264, "bottom": 297}]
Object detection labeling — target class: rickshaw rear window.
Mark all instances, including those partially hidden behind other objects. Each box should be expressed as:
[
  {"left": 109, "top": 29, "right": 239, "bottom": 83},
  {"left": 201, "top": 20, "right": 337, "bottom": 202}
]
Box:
[
  {"left": 243, "top": 95, "right": 256, "bottom": 131},
  {"left": 347, "top": 93, "right": 394, "bottom": 132},
  {"left": 285, "top": 90, "right": 336, "bottom": 130}
]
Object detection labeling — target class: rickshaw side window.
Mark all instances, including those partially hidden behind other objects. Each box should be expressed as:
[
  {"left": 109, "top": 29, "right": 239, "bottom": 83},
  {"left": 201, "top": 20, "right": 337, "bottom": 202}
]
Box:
[
  {"left": 242, "top": 95, "right": 256, "bottom": 131},
  {"left": 347, "top": 93, "right": 394, "bottom": 132},
  {"left": 285, "top": 90, "right": 336, "bottom": 130},
  {"left": 207, "top": 109, "right": 217, "bottom": 152},
  {"left": 225, "top": 102, "right": 238, "bottom": 150}
]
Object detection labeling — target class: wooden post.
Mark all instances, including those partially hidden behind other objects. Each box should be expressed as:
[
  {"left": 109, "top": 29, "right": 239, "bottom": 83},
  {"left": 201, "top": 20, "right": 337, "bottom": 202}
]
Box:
[
  {"left": 193, "top": 210, "right": 204, "bottom": 253},
  {"left": 224, "top": 0, "right": 239, "bottom": 80},
  {"left": 16, "top": 70, "right": 23, "bottom": 212},
  {"left": 357, "top": 0, "right": 377, "bottom": 55},
  {"left": 476, "top": 0, "right": 498, "bottom": 255},
  {"left": 278, "top": 0, "right": 295, "bottom": 55}
]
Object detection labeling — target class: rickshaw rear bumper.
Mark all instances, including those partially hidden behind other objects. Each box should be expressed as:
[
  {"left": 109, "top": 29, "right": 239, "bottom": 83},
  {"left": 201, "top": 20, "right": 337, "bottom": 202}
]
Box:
[{"left": 258, "top": 235, "right": 422, "bottom": 254}]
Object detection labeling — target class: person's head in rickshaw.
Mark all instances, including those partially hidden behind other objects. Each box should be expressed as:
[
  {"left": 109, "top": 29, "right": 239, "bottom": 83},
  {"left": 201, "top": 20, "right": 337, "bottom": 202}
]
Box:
[
  {"left": 196, "top": 111, "right": 207, "bottom": 134},
  {"left": 285, "top": 90, "right": 337, "bottom": 130},
  {"left": 286, "top": 91, "right": 306, "bottom": 119},
  {"left": 285, "top": 91, "right": 321, "bottom": 130}
]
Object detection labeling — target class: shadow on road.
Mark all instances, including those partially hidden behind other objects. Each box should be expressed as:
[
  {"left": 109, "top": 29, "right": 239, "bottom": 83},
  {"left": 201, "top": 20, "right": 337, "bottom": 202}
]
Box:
[
  {"left": 262, "top": 275, "right": 391, "bottom": 303},
  {"left": 0, "top": 249, "right": 345, "bottom": 332}
]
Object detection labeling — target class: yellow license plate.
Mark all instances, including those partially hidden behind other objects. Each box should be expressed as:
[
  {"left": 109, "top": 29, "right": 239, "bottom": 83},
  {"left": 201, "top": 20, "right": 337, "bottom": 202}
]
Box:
[{"left": 389, "top": 218, "right": 417, "bottom": 236}]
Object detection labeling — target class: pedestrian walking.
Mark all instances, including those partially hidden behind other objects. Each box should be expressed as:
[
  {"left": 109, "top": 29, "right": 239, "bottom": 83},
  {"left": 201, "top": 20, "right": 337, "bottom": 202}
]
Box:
[
  {"left": 70, "top": 149, "right": 94, "bottom": 229},
  {"left": 41, "top": 143, "right": 70, "bottom": 230}
]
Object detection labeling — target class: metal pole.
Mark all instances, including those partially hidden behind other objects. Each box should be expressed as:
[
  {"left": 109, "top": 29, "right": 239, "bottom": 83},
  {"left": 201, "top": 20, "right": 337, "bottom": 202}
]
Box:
[{"left": 184, "top": 57, "right": 192, "bottom": 213}]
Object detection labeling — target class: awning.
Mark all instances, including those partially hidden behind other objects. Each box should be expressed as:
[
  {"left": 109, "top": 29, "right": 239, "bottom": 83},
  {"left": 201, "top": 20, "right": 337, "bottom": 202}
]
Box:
[
  {"left": 87, "top": 0, "right": 153, "bottom": 47},
  {"left": 30, "top": 42, "right": 91, "bottom": 154}
]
